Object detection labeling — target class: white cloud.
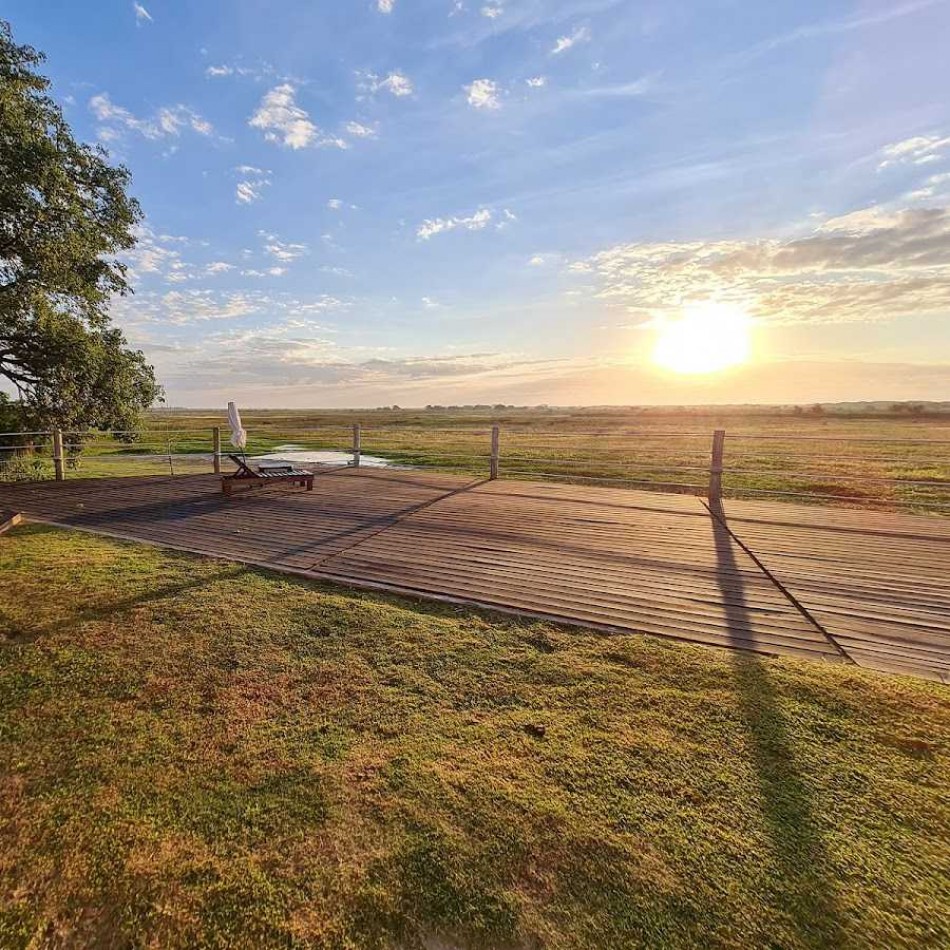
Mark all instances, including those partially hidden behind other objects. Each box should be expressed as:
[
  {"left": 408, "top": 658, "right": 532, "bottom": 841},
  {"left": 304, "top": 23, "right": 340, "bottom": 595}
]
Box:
[
  {"left": 241, "top": 267, "right": 288, "bottom": 278},
  {"left": 465, "top": 78, "right": 501, "bottom": 110},
  {"left": 133, "top": 3, "right": 152, "bottom": 24},
  {"left": 327, "top": 198, "right": 344, "bottom": 210},
  {"left": 417, "top": 208, "right": 493, "bottom": 240},
  {"left": 481, "top": 4, "right": 503, "bottom": 18},
  {"left": 249, "top": 84, "right": 347, "bottom": 150},
  {"left": 345, "top": 120, "right": 378, "bottom": 138},
  {"left": 259, "top": 231, "right": 309, "bottom": 261},
  {"left": 124, "top": 226, "right": 184, "bottom": 280},
  {"left": 89, "top": 94, "right": 213, "bottom": 142},
  {"left": 113, "top": 291, "right": 348, "bottom": 332},
  {"left": 204, "top": 63, "right": 273, "bottom": 80},
  {"left": 496, "top": 208, "right": 518, "bottom": 230},
  {"left": 551, "top": 25, "right": 591, "bottom": 55},
  {"left": 358, "top": 70, "right": 413, "bottom": 98},
  {"left": 526, "top": 76, "right": 546, "bottom": 88},
  {"left": 233, "top": 166, "right": 271, "bottom": 205},
  {"left": 906, "top": 171, "right": 950, "bottom": 201},
  {"left": 528, "top": 254, "right": 547, "bottom": 266},
  {"left": 161, "top": 291, "right": 259, "bottom": 322},
  {"left": 205, "top": 262, "right": 234, "bottom": 275},
  {"left": 579, "top": 204, "right": 950, "bottom": 325},
  {"left": 421, "top": 296, "right": 441, "bottom": 309},
  {"left": 235, "top": 181, "right": 265, "bottom": 204},
  {"left": 378, "top": 0, "right": 395, "bottom": 12},
  {"left": 249, "top": 85, "right": 316, "bottom": 149},
  {"left": 878, "top": 133, "right": 950, "bottom": 170}
]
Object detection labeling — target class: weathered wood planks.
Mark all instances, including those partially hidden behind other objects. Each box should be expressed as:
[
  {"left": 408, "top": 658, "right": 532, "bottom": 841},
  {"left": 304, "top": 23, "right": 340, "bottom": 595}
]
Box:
[{"left": 0, "top": 470, "right": 947, "bottom": 682}]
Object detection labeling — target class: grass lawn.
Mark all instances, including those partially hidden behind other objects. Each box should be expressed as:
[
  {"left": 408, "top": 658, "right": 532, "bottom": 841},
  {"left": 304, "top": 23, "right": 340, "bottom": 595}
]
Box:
[{"left": 1, "top": 525, "right": 948, "bottom": 948}]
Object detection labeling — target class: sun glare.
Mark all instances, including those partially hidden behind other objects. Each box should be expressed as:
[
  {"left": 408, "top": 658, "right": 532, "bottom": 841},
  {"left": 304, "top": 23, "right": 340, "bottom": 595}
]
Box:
[{"left": 651, "top": 302, "right": 752, "bottom": 375}]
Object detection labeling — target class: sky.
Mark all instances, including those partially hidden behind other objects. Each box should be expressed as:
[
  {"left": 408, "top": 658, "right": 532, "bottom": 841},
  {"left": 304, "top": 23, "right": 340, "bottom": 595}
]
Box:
[{"left": 6, "top": 0, "right": 950, "bottom": 407}]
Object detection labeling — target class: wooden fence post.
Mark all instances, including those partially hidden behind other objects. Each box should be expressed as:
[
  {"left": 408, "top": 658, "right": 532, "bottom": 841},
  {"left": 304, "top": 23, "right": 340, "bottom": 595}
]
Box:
[
  {"left": 52, "top": 428, "right": 65, "bottom": 482},
  {"left": 212, "top": 426, "right": 221, "bottom": 474},
  {"left": 708, "top": 429, "right": 726, "bottom": 504},
  {"left": 352, "top": 423, "right": 362, "bottom": 468},
  {"left": 490, "top": 425, "right": 500, "bottom": 480}
]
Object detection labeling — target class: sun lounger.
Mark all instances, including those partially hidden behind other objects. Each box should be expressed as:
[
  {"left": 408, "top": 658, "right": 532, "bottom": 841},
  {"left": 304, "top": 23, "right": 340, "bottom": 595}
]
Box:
[{"left": 221, "top": 454, "right": 314, "bottom": 495}]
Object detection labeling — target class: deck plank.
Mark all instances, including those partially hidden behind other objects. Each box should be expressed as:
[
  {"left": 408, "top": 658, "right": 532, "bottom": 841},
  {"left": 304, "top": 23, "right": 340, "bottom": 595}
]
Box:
[
  {"left": 715, "top": 498, "right": 950, "bottom": 682},
  {"left": 0, "top": 471, "right": 947, "bottom": 681}
]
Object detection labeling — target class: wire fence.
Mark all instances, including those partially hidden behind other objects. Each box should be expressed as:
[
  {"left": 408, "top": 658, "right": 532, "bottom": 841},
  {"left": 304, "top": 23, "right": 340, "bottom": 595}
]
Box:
[{"left": 1, "top": 422, "right": 948, "bottom": 514}]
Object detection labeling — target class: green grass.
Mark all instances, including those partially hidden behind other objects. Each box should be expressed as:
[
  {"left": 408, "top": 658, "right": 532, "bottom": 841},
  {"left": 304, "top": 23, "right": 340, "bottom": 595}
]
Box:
[{"left": 1, "top": 525, "right": 948, "bottom": 948}]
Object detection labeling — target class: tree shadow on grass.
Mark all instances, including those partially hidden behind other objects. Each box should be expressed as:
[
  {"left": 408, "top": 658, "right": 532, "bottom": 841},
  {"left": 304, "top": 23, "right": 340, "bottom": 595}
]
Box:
[
  {"left": 709, "top": 500, "right": 843, "bottom": 948},
  {"left": 1, "top": 527, "right": 251, "bottom": 642}
]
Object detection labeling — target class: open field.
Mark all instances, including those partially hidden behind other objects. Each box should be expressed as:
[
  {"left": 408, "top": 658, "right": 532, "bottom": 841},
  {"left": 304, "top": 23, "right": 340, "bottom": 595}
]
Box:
[
  {"left": 4, "top": 407, "right": 948, "bottom": 514},
  {"left": 1, "top": 525, "right": 949, "bottom": 948}
]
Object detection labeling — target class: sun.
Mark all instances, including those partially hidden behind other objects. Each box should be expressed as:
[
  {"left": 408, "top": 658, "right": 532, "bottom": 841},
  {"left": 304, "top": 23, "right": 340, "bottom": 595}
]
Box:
[{"left": 651, "top": 302, "right": 752, "bottom": 374}]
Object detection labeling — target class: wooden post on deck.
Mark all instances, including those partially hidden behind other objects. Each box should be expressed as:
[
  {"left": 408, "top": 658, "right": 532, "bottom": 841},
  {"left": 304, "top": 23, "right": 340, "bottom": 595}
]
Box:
[
  {"left": 212, "top": 426, "right": 221, "bottom": 474},
  {"left": 352, "top": 423, "right": 362, "bottom": 468},
  {"left": 490, "top": 425, "right": 500, "bottom": 480},
  {"left": 52, "top": 428, "right": 65, "bottom": 482},
  {"left": 708, "top": 429, "right": 726, "bottom": 504}
]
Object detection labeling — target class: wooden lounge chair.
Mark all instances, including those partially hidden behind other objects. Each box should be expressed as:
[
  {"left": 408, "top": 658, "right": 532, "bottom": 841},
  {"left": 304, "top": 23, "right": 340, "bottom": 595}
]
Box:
[{"left": 221, "top": 454, "right": 314, "bottom": 496}]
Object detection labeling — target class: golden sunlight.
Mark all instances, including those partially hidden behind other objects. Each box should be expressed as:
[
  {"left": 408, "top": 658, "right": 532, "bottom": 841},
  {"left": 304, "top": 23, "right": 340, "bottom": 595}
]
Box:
[{"left": 651, "top": 302, "right": 752, "bottom": 374}]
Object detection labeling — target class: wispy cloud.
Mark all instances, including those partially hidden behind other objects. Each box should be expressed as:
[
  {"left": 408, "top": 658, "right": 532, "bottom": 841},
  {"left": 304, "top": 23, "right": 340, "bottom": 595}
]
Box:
[
  {"left": 526, "top": 76, "right": 547, "bottom": 88},
  {"left": 242, "top": 267, "right": 289, "bottom": 278},
  {"left": 481, "top": 4, "right": 503, "bottom": 18},
  {"left": 907, "top": 171, "right": 950, "bottom": 201},
  {"left": 204, "top": 62, "right": 276, "bottom": 81},
  {"left": 249, "top": 84, "right": 346, "bottom": 149},
  {"left": 259, "top": 231, "right": 309, "bottom": 261},
  {"left": 89, "top": 94, "right": 212, "bottom": 142},
  {"left": 357, "top": 70, "right": 414, "bottom": 98},
  {"left": 878, "top": 133, "right": 950, "bottom": 170},
  {"left": 377, "top": 0, "right": 395, "bottom": 13},
  {"left": 234, "top": 166, "right": 271, "bottom": 205},
  {"left": 465, "top": 78, "right": 501, "bottom": 110},
  {"left": 579, "top": 204, "right": 950, "bottom": 325},
  {"left": 740, "top": 0, "right": 939, "bottom": 61},
  {"left": 551, "top": 25, "right": 591, "bottom": 55},
  {"left": 577, "top": 74, "right": 657, "bottom": 98},
  {"left": 133, "top": 3, "right": 152, "bottom": 25},
  {"left": 417, "top": 208, "right": 494, "bottom": 240},
  {"left": 345, "top": 120, "right": 378, "bottom": 138},
  {"left": 416, "top": 207, "right": 517, "bottom": 240}
]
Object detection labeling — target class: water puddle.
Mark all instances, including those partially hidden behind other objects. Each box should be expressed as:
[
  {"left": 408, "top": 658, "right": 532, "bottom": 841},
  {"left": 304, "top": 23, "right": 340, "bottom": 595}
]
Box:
[{"left": 254, "top": 447, "right": 394, "bottom": 468}]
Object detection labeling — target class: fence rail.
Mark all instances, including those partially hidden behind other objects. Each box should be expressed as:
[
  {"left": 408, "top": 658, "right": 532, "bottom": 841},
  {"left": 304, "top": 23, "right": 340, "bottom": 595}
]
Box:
[{"left": 1, "top": 423, "right": 947, "bottom": 514}]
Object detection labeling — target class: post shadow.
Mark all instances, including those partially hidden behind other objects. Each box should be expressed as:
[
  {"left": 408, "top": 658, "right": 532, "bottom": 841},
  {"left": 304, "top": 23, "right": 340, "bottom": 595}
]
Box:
[{"left": 708, "top": 499, "right": 842, "bottom": 947}]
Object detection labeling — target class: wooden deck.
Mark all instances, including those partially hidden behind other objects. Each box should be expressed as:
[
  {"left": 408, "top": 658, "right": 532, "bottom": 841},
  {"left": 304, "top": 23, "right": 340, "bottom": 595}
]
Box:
[{"left": 1, "top": 469, "right": 948, "bottom": 683}]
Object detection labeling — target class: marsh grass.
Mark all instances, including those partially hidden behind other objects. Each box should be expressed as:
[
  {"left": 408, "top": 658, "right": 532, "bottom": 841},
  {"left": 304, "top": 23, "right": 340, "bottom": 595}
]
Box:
[
  {"left": 19, "top": 407, "right": 945, "bottom": 514},
  {"left": 1, "top": 526, "right": 948, "bottom": 948}
]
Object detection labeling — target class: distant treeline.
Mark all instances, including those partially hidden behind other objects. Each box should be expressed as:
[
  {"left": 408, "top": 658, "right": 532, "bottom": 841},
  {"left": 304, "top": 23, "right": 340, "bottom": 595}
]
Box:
[
  {"left": 359, "top": 402, "right": 950, "bottom": 418},
  {"left": 149, "top": 401, "right": 950, "bottom": 419}
]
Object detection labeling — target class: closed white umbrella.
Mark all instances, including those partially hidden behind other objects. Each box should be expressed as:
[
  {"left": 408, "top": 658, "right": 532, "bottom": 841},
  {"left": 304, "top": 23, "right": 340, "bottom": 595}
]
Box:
[{"left": 227, "top": 401, "right": 247, "bottom": 451}]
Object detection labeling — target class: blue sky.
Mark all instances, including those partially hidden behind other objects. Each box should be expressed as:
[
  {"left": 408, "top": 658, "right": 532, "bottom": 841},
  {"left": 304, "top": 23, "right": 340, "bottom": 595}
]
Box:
[{"left": 7, "top": 0, "right": 950, "bottom": 405}]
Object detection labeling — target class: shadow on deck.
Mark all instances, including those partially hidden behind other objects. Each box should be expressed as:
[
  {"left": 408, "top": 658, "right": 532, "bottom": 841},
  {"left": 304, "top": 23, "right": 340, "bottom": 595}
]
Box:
[{"left": 0, "top": 469, "right": 947, "bottom": 683}]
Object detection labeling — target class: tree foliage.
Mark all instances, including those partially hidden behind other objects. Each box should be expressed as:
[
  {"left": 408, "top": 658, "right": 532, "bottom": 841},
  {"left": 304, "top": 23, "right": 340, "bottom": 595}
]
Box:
[{"left": 0, "top": 19, "right": 161, "bottom": 431}]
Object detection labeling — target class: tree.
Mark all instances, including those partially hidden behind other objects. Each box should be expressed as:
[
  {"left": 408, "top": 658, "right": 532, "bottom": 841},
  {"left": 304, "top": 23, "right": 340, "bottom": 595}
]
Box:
[{"left": 0, "top": 20, "right": 161, "bottom": 432}]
